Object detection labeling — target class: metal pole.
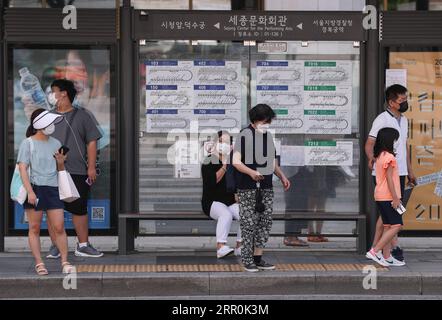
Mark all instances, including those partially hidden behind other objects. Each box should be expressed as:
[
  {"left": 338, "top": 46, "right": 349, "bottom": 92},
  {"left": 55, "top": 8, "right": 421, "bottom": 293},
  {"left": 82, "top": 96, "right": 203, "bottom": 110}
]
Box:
[
  {"left": 364, "top": 0, "right": 381, "bottom": 250},
  {"left": 0, "top": 0, "right": 6, "bottom": 252},
  {"left": 120, "top": 0, "right": 135, "bottom": 215}
]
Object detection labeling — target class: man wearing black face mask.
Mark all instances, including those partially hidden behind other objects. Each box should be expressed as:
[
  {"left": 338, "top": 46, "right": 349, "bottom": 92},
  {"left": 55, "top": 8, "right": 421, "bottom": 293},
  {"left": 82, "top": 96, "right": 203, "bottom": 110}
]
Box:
[{"left": 365, "top": 84, "right": 417, "bottom": 263}]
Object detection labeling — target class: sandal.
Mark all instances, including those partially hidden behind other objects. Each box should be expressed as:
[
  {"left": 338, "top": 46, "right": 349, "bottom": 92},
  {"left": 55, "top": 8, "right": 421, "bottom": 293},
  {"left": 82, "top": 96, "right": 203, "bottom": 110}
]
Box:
[
  {"left": 35, "top": 263, "right": 49, "bottom": 276},
  {"left": 283, "top": 237, "right": 309, "bottom": 247},
  {"left": 62, "top": 262, "right": 75, "bottom": 274},
  {"left": 307, "top": 236, "right": 323, "bottom": 243},
  {"left": 318, "top": 236, "right": 329, "bottom": 242}
]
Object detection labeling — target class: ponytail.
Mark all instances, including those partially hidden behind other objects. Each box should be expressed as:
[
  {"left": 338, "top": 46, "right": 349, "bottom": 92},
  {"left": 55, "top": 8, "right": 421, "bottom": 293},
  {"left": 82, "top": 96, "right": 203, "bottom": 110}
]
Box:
[{"left": 26, "top": 125, "right": 37, "bottom": 138}]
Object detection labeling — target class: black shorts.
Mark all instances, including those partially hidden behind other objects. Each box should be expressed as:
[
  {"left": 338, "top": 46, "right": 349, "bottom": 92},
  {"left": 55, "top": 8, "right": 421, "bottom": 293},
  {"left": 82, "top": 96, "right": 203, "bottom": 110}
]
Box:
[
  {"left": 64, "top": 174, "right": 89, "bottom": 216},
  {"left": 23, "top": 185, "right": 64, "bottom": 211},
  {"left": 376, "top": 201, "right": 404, "bottom": 226}
]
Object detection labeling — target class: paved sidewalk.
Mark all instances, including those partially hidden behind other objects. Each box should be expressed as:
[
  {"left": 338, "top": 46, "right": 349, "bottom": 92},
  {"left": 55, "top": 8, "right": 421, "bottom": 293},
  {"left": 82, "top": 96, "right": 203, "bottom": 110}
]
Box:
[{"left": 1, "top": 250, "right": 441, "bottom": 299}]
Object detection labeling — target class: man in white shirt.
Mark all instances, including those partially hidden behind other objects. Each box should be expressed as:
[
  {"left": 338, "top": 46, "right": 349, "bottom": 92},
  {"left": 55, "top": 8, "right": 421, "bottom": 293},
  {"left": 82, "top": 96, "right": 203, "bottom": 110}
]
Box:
[{"left": 365, "top": 84, "right": 416, "bottom": 262}]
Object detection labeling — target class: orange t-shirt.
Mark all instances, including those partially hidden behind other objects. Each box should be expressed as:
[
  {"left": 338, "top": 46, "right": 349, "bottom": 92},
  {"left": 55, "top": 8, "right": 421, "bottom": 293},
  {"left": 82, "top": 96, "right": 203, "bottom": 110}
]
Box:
[{"left": 374, "top": 151, "right": 402, "bottom": 201}]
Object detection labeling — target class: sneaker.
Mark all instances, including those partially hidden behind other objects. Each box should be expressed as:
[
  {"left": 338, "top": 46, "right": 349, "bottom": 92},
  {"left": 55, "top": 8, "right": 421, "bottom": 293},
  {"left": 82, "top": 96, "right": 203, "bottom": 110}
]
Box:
[
  {"left": 366, "top": 249, "right": 389, "bottom": 267},
  {"left": 216, "top": 246, "right": 234, "bottom": 259},
  {"left": 255, "top": 260, "right": 276, "bottom": 270},
  {"left": 365, "top": 249, "right": 382, "bottom": 260},
  {"left": 234, "top": 247, "right": 241, "bottom": 257},
  {"left": 243, "top": 264, "right": 259, "bottom": 272},
  {"left": 391, "top": 246, "right": 405, "bottom": 262},
  {"left": 74, "top": 243, "right": 104, "bottom": 258},
  {"left": 46, "top": 244, "right": 61, "bottom": 259},
  {"left": 384, "top": 256, "right": 406, "bottom": 267}
]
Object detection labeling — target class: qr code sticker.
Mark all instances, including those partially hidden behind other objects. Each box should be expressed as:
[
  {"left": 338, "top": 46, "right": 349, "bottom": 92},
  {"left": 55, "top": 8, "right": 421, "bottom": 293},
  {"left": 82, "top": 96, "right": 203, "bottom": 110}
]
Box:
[{"left": 91, "top": 207, "right": 105, "bottom": 221}]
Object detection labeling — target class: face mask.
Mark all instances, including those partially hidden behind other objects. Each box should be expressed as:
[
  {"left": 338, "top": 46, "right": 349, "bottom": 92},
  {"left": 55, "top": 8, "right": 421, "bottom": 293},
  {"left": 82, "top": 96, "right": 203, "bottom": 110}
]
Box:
[
  {"left": 42, "top": 123, "right": 55, "bottom": 136},
  {"left": 398, "top": 101, "right": 409, "bottom": 113},
  {"left": 47, "top": 92, "right": 58, "bottom": 106},
  {"left": 256, "top": 123, "right": 270, "bottom": 133},
  {"left": 216, "top": 143, "right": 231, "bottom": 155}
]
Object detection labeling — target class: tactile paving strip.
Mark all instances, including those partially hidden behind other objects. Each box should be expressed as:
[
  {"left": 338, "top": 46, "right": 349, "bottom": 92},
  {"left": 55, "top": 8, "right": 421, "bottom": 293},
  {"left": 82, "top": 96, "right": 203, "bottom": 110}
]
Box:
[{"left": 76, "top": 263, "right": 389, "bottom": 273}]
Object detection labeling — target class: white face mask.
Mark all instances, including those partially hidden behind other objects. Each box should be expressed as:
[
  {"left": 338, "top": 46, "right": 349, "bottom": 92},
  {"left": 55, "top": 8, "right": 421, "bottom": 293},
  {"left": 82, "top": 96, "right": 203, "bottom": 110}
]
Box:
[
  {"left": 216, "top": 142, "right": 231, "bottom": 155},
  {"left": 256, "top": 123, "right": 270, "bottom": 133},
  {"left": 47, "top": 92, "right": 58, "bottom": 106},
  {"left": 42, "top": 123, "right": 55, "bottom": 136}
]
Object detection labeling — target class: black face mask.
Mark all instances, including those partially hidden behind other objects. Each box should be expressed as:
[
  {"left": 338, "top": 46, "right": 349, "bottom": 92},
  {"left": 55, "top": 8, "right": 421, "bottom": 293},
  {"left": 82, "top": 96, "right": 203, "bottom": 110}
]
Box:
[{"left": 398, "top": 101, "right": 409, "bottom": 113}]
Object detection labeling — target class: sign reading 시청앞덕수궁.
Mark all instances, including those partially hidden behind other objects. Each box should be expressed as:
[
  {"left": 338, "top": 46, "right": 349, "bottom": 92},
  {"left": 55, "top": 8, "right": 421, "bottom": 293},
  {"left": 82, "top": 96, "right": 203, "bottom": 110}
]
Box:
[{"left": 145, "top": 60, "right": 242, "bottom": 133}]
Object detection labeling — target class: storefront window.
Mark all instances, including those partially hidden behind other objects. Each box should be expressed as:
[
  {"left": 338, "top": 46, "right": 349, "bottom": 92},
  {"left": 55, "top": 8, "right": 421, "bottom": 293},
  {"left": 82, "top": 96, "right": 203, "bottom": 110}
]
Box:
[
  {"left": 9, "top": 46, "right": 115, "bottom": 230},
  {"left": 379, "top": 0, "right": 442, "bottom": 10},
  {"left": 388, "top": 47, "right": 442, "bottom": 230}
]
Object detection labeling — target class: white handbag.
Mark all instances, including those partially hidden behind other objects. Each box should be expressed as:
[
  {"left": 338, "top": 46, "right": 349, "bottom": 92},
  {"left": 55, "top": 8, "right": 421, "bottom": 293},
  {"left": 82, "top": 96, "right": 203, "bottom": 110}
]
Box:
[{"left": 58, "top": 170, "right": 80, "bottom": 203}]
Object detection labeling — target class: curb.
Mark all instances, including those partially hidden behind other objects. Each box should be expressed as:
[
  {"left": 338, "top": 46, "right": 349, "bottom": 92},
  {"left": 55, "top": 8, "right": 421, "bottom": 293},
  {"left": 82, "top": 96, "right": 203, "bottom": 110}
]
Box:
[{"left": 1, "top": 272, "right": 442, "bottom": 298}]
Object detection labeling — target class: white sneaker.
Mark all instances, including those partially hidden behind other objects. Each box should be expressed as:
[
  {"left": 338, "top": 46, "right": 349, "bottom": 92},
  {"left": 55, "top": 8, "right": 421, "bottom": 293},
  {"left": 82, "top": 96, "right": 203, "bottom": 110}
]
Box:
[
  {"left": 234, "top": 247, "right": 241, "bottom": 257},
  {"left": 365, "top": 249, "right": 382, "bottom": 260},
  {"left": 384, "top": 256, "right": 406, "bottom": 267},
  {"left": 217, "top": 246, "right": 234, "bottom": 259},
  {"left": 366, "top": 249, "right": 390, "bottom": 267}
]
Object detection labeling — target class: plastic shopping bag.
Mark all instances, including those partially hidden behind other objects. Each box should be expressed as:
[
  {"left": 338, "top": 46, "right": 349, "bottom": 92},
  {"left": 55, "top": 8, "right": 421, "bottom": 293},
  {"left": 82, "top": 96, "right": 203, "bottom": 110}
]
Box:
[{"left": 58, "top": 170, "right": 80, "bottom": 203}]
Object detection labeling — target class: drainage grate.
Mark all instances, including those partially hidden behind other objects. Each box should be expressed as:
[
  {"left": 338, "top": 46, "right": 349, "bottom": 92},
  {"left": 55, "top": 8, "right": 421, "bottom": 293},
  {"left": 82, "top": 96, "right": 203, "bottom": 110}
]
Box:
[{"left": 75, "top": 263, "right": 388, "bottom": 273}]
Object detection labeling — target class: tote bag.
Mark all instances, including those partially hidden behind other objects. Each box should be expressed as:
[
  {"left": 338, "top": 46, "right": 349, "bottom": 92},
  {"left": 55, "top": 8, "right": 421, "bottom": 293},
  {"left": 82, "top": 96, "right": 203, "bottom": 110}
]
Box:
[
  {"left": 10, "top": 165, "right": 28, "bottom": 205},
  {"left": 10, "top": 138, "right": 34, "bottom": 205},
  {"left": 58, "top": 170, "right": 80, "bottom": 203}
]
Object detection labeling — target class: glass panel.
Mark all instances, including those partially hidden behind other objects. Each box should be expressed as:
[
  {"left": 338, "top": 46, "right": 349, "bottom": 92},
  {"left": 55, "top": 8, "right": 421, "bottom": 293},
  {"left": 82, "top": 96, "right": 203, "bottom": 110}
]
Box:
[
  {"left": 379, "top": 0, "right": 442, "bottom": 10},
  {"left": 9, "top": 0, "right": 117, "bottom": 8},
  {"left": 132, "top": 0, "right": 189, "bottom": 9},
  {"left": 10, "top": 46, "right": 115, "bottom": 230},
  {"left": 388, "top": 47, "right": 442, "bottom": 230},
  {"left": 265, "top": 0, "right": 366, "bottom": 11},
  {"left": 250, "top": 41, "right": 360, "bottom": 215},
  {"left": 193, "top": 0, "right": 231, "bottom": 10},
  {"left": 139, "top": 41, "right": 248, "bottom": 212}
]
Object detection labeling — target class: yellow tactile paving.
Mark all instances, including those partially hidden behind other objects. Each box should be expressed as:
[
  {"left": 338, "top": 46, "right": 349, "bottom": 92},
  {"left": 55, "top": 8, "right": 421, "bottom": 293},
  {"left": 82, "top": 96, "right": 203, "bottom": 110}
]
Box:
[
  {"left": 75, "top": 265, "right": 104, "bottom": 273},
  {"left": 104, "top": 265, "right": 136, "bottom": 273},
  {"left": 75, "top": 263, "right": 390, "bottom": 273},
  {"left": 323, "top": 264, "right": 360, "bottom": 271}
]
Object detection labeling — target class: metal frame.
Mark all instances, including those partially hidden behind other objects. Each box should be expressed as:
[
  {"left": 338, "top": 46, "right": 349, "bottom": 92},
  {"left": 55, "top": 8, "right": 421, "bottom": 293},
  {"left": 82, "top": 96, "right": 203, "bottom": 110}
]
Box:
[
  {"left": 129, "top": 9, "right": 369, "bottom": 252},
  {"left": 1, "top": 6, "right": 119, "bottom": 238},
  {"left": 0, "top": 0, "right": 6, "bottom": 252}
]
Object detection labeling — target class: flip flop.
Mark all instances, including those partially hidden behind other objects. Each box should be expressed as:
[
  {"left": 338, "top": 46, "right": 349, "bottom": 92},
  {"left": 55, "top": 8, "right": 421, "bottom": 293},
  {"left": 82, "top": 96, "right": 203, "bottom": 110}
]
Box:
[{"left": 283, "top": 237, "right": 309, "bottom": 247}]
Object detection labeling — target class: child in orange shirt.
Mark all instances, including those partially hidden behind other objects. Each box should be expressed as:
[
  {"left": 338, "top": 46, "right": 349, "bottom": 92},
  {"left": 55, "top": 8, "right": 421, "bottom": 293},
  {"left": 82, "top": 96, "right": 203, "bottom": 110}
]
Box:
[{"left": 366, "top": 127, "right": 406, "bottom": 267}]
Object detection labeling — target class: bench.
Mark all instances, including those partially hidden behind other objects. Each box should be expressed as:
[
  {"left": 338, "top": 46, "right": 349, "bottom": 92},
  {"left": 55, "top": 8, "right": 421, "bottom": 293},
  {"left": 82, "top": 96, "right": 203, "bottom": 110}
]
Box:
[{"left": 118, "top": 211, "right": 367, "bottom": 255}]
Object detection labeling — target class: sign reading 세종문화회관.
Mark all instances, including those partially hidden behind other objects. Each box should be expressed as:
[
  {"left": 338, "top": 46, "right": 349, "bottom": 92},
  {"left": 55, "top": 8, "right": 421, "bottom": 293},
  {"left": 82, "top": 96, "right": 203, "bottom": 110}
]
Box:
[{"left": 134, "top": 11, "right": 367, "bottom": 41}]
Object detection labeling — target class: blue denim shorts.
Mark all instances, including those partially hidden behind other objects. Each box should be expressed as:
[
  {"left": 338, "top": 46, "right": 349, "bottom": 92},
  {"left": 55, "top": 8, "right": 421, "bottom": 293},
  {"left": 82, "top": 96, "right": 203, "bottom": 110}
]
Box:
[{"left": 23, "top": 185, "right": 64, "bottom": 211}]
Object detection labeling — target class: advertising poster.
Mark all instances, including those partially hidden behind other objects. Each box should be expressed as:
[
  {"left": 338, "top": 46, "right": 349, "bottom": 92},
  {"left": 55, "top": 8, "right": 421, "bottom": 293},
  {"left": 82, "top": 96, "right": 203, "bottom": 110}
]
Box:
[
  {"left": 389, "top": 51, "right": 442, "bottom": 230},
  {"left": 12, "top": 48, "right": 112, "bottom": 230}
]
